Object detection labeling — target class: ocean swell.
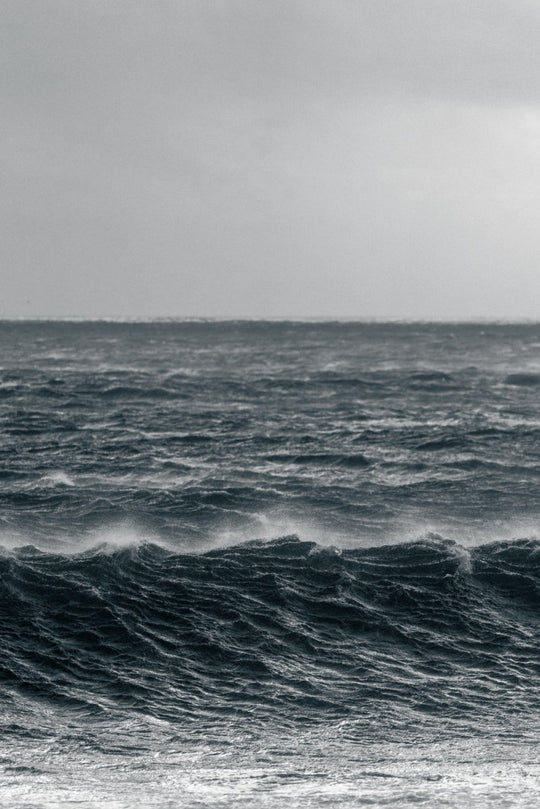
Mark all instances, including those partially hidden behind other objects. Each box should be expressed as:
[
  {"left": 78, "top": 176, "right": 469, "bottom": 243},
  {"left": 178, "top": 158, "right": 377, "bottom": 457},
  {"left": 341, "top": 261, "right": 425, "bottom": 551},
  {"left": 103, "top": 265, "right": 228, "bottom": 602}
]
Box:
[{"left": 1, "top": 535, "right": 538, "bottom": 731}]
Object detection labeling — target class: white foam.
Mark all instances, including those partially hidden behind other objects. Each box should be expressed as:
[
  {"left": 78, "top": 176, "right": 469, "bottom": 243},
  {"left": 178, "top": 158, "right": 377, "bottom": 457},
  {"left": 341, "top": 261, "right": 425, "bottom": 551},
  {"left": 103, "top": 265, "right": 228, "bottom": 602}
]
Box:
[
  {"left": 41, "top": 471, "right": 76, "bottom": 487},
  {"left": 0, "top": 514, "right": 537, "bottom": 558},
  {"left": 0, "top": 521, "right": 172, "bottom": 556}
]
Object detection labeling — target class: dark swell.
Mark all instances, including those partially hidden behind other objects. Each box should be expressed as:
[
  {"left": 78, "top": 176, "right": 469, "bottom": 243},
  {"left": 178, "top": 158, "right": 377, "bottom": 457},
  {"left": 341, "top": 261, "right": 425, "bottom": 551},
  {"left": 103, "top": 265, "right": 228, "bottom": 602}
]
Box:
[{"left": 0, "top": 536, "right": 538, "bottom": 725}]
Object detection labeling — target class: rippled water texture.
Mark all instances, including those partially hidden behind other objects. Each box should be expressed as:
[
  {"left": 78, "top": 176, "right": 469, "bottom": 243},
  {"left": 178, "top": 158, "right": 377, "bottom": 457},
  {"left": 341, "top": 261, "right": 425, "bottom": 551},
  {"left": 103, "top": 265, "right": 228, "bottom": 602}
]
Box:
[{"left": 0, "top": 321, "right": 539, "bottom": 807}]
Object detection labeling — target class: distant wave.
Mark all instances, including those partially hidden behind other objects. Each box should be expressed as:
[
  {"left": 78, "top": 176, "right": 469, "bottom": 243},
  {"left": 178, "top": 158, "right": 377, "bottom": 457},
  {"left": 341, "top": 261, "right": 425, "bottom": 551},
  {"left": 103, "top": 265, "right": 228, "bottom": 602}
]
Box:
[{"left": 505, "top": 373, "right": 540, "bottom": 387}]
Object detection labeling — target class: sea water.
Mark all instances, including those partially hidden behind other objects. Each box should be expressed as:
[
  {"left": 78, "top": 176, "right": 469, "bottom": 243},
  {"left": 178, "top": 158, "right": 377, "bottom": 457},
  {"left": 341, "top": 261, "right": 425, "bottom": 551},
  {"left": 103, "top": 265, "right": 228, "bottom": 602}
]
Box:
[{"left": 0, "top": 321, "right": 538, "bottom": 807}]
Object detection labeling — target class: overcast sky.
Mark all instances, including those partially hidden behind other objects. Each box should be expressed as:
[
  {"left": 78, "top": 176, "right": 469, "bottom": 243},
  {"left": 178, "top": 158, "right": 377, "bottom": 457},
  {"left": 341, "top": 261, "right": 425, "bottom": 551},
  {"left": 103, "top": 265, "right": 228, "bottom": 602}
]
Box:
[{"left": 2, "top": 0, "right": 540, "bottom": 319}]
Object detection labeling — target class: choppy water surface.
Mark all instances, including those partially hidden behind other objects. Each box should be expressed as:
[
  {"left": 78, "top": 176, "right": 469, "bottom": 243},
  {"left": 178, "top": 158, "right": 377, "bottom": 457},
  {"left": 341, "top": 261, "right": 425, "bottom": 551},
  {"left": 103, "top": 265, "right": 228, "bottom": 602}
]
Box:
[{"left": 0, "top": 321, "right": 539, "bottom": 807}]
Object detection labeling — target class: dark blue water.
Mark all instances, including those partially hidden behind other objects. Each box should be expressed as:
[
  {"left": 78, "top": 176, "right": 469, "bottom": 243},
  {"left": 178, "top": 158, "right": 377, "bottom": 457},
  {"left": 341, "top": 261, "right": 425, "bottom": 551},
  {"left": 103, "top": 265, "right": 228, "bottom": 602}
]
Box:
[{"left": 1, "top": 322, "right": 539, "bottom": 807}]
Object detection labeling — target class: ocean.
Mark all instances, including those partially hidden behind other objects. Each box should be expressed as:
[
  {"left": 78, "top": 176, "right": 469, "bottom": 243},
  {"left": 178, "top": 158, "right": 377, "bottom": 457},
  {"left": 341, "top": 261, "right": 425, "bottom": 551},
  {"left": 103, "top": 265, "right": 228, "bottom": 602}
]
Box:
[{"left": 0, "top": 320, "right": 539, "bottom": 807}]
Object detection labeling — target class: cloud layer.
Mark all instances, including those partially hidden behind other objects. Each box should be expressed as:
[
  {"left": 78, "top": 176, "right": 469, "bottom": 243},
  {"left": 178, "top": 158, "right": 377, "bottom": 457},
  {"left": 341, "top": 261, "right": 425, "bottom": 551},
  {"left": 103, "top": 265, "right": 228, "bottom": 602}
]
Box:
[{"left": 2, "top": 1, "right": 539, "bottom": 318}]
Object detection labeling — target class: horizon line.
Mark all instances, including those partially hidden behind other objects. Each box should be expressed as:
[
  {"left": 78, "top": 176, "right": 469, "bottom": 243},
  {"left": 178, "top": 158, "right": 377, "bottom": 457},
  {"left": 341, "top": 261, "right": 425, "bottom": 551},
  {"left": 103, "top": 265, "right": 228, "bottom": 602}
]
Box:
[{"left": 0, "top": 316, "right": 539, "bottom": 325}]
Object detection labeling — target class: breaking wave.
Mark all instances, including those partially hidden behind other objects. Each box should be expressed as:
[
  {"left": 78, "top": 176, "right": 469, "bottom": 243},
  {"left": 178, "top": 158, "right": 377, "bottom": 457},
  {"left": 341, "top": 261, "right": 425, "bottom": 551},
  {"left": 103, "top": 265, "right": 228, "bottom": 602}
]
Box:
[{"left": 1, "top": 534, "right": 538, "bottom": 732}]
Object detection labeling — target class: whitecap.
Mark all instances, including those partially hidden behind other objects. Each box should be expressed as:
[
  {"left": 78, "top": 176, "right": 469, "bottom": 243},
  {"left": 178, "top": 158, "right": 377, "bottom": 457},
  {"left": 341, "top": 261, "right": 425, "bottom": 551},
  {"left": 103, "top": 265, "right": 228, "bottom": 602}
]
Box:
[{"left": 41, "top": 471, "right": 76, "bottom": 487}]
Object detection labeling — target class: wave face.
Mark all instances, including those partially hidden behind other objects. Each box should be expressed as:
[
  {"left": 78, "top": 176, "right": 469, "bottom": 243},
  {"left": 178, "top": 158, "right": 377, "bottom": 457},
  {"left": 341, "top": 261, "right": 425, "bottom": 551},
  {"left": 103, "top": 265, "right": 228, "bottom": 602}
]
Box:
[
  {"left": 2, "top": 534, "right": 540, "bottom": 806},
  {"left": 1, "top": 536, "right": 539, "bottom": 731},
  {"left": 1, "top": 321, "right": 539, "bottom": 807}
]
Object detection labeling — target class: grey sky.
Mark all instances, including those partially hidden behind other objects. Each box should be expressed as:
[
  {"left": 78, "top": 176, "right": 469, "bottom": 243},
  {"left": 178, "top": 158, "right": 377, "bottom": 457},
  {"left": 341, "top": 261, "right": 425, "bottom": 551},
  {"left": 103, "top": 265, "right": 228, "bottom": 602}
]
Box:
[{"left": 2, "top": 0, "right": 539, "bottom": 319}]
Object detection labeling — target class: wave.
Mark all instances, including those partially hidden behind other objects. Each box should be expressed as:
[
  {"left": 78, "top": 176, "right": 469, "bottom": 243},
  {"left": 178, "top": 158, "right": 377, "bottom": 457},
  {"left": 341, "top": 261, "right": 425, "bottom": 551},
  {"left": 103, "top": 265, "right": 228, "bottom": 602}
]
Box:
[
  {"left": 505, "top": 373, "right": 540, "bottom": 387},
  {"left": 264, "top": 453, "right": 371, "bottom": 467},
  {"left": 0, "top": 535, "right": 538, "bottom": 728}
]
